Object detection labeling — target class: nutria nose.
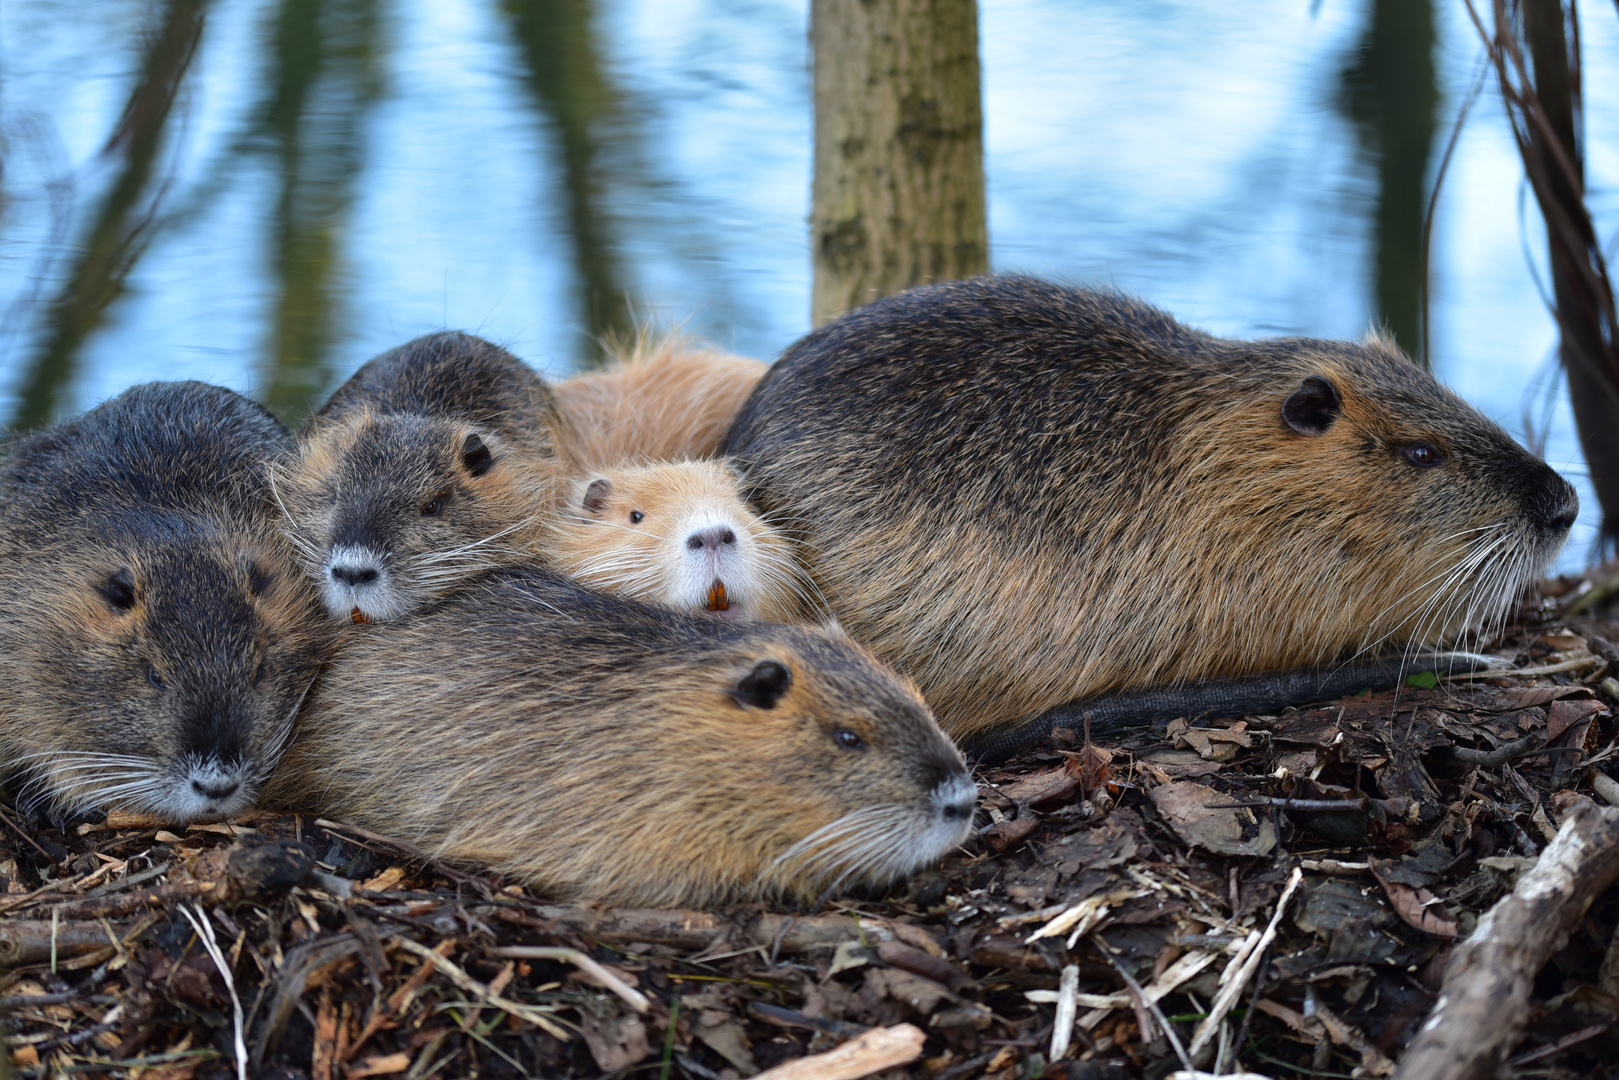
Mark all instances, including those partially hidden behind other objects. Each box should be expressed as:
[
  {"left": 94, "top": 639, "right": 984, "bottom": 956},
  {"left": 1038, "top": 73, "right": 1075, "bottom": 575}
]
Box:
[
  {"left": 686, "top": 526, "right": 737, "bottom": 551},
  {"left": 940, "top": 799, "right": 975, "bottom": 822},
  {"left": 331, "top": 564, "right": 380, "bottom": 587},
  {"left": 192, "top": 778, "right": 239, "bottom": 801},
  {"left": 1524, "top": 475, "right": 1580, "bottom": 534}
]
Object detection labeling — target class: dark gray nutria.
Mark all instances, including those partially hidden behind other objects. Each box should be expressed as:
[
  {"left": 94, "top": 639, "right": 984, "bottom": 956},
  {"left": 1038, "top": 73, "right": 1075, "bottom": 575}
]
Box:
[
  {"left": 265, "top": 564, "right": 976, "bottom": 907},
  {"left": 726, "top": 275, "right": 1578, "bottom": 742},
  {"left": 0, "top": 382, "right": 332, "bottom": 826},
  {"left": 277, "top": 333, "right": 567, "bottom": 623}
]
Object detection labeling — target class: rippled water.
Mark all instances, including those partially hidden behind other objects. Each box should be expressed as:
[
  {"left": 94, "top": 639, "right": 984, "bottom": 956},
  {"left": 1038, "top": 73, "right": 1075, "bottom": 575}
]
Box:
[{"left": 0, "top": 0, "right": 1611, "bottom": 564}]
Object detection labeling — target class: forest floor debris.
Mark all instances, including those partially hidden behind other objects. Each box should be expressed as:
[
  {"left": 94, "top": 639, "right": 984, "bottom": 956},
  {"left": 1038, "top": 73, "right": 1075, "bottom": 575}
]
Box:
[{"left": 5, "top": 578, "right": 1619, "bottom": 1079}]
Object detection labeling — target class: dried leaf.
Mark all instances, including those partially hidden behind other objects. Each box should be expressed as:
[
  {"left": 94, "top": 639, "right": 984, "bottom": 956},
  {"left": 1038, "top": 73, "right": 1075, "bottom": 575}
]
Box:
[
  {"left": 579, "top": 1009, "right": 652, "bottom": 1073},
  {"left": 1150, "top": 782, "right": 1277, "bottom": 856},
  {"left": 1370, "top": 861, "right": 1458, "bottom": 938}
]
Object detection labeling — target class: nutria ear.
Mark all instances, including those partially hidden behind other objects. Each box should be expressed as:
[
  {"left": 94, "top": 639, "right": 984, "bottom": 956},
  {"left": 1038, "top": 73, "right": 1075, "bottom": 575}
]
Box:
[
  {"left": 459, "top": 433, "right": 494, "bottom": 477},
  {"left": 735, "top": 659, "right": 791, "bottom": 710},
  {"left": 97, "top": 568, "right": 136, "bottom": 611},
  {"left": 582, "top": 479, "right": 613, "bottom": 516},
  {"left": 1282, "top": 376, "right": 1341, "bottom": 436}
]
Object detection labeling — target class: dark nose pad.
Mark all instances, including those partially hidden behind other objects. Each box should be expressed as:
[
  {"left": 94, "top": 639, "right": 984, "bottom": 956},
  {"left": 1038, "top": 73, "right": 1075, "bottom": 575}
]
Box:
[
  {"left": 331, "top": 564, "right": 380, "bottom": 587},
  {"left": 192, "top": 778, "right": 240, "bottom": 801},
  {"left": 686, "top": 527, "right": 738, "bottom": 551},
  {"left": 940, "top": 799, "right": 975, "bottom": 822}
]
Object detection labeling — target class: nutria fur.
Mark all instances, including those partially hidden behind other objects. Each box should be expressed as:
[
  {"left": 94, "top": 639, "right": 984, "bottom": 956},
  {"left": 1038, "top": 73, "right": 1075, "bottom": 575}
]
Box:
[
  {"left": 0, "top": 382, "right": 332, "bottom": 825},
  {"left": 266, "top": 565, "right": 976, "bottom": 907},
  {"left": 279, "top": 333, "right": 567, "bottom": 621},
  {"left": 726, "top": 275, "right": 1580, "bottom": 741},
  {"left": 550, "top": 459, "right": 809, "bottom": 622},
  {"left": 553, "top": 335, "right": 767, "bottom": 470}
]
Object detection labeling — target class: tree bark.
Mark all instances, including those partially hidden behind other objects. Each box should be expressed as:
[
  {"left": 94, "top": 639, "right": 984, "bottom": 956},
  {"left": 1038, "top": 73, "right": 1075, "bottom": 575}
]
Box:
[{"left": 810, "top": 0, "right": 987, "bottom": 327}]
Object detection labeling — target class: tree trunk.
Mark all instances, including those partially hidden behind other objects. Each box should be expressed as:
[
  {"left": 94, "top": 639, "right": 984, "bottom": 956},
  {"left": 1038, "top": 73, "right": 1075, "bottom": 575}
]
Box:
[
  {"left": 810, "top": 0, "right": 987, "bottom": 328},
  {"left": 1519, "top": 0, "right": 1619, "bottom": 549}
]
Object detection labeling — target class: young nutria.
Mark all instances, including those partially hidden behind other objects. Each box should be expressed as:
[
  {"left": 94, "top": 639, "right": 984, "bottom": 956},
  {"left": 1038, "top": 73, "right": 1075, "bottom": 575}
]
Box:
[
  {"left": 0, "top": 382, "right": 332, "bottom": 826},
  {"left": 553, "top": 335, "right": 767, "bottom": 470},
  {"left": 726, "top": 275, "right": 1580, "bottom": 742},
  {"left": 549, "top": 459, "right": 809, "bottom": 622},
  {"left": 266, "top": 565, "right": 976, "bottom": 908},
  {"left": 279, "top": 332, "right": 567, "bottom": 622}
]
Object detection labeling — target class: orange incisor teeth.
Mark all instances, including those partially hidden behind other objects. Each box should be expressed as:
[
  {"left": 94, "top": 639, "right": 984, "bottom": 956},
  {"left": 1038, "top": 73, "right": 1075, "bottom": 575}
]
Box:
[
  {"left": 706, "top": 579, "right": 729, "bottom": 612},
  {"left": 350, "top": 607, "right": 371, "bottom": 625}
]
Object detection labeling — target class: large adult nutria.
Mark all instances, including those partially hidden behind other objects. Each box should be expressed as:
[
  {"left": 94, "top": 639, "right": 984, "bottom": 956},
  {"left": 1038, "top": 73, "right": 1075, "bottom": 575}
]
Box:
[
  {"left": 549, "top": 459, "right": 809, "bottom": 622},
  {"left": 0, "top": 382, "right": 332, "bottom": 826},
  {"left": 278, "top": 332, "right": 567, "bottom": 622},
  {"left": 726, "top": 276, "right": 1579, "bottom": 744},
  {"left": 266, "top": 565, "right": 976, "bottom": 907},
  {"left": 553, "top": 335, "right": 767, "bottom": 470}
]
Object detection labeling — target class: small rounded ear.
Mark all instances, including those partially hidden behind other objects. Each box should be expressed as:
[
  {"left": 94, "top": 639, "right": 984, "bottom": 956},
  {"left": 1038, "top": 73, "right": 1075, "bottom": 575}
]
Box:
[
  {"left": 582, "top": 479, "right": 613, "bottom": 516},
  {"left": 735, "top": 659, "right": 791, "bottom": 710},
  {"left": 1282, "top": 376, "right": 1342, "bottom": 436},
  {"left": 459, "top": 433, "right": 495, "bottom": 477},
  {"left": 97, "top": 568, "right": 136, "bottom": 611}
]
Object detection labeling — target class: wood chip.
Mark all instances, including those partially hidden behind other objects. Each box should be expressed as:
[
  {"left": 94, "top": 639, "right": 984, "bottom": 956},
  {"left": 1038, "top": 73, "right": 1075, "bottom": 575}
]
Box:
[{"left": 750, "top": 1023, "right": 925, "bottom": 1080}]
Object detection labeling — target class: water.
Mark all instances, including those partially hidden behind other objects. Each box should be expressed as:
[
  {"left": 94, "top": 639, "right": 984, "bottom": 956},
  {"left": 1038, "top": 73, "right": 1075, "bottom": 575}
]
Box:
[{"left": 0, "top": 0, "right": 1610, "bottom": 565}]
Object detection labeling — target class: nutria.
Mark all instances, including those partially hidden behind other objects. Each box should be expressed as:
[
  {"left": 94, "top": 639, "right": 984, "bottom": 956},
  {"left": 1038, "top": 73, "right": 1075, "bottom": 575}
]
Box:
[
  {"left": 726, "top": 275, "right": 1579, "bottom": 743},
  {"left": 0, "top": 382, "right": 332, "bottom": 826},
  {"left": 549, "top": 459, "right": 810, "bottom": 622},
  {"left": 266, "top": 564, "right": 976, "bottom": 907},
  {"left": 553, "top": 335, "right": 767, "bottom": 470},
  {"left": 278, "top": 333, "right": 567, "bottom": 622}
]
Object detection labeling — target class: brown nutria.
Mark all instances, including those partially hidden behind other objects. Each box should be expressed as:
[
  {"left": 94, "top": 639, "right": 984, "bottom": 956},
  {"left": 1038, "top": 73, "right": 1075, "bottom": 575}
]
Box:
[
  {"left": 726, "top": 275, "right": 1579, "bottom": 743},
  {"left": 553, "top": 334, "right": 767, "bottom": 470},
  {"left": 549, "top": 459, "right": 810, "bottom": 622},
  {"left": 265, "top": 564, "right": 976, "bottom": 907},
  {"left": 278, "top": 332, "right": 567, "bottom": 622},
  {"left": 0, "top": 382, "right": 333, "bottom": 826}
]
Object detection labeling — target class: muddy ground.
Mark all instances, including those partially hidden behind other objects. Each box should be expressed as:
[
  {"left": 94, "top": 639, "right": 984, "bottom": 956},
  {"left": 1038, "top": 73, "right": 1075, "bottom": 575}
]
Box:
[{"left": 4, "top": 577, "right": 1619, "bottom": 1080}]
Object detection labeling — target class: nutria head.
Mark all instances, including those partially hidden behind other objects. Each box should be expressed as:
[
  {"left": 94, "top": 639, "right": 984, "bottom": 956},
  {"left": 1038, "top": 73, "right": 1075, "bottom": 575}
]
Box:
[
  {"left": 269, "top": 565, "right": 974, "bottom": 907},
  {"left": 0, "top": 381, "right": 331, "bottom": 825},
  {"left": 550, "top": 459, "right": 808, "bottom": 622},
  {"left": 277, "top": 409, "right": 560, "bottom": 622},
  {"left": 1243, "top": 333, "right": 1577, "bottom": 650},
  {"left": 725, "top": 275, "right": 1580, "bottom": 738}
]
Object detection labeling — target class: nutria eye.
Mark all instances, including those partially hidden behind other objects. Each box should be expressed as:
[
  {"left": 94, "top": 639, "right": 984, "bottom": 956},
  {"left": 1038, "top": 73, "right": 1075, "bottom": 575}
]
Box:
[
  {"left": 421, "top": 497, "right": 446, "bottom": 517},
  {"left": 833, "top": 728, "right": 866, "bottom": 751},
  {"left": 1403, "top": 442, "right": 1445, "bottom": 468},
  {"left": 97, "top": 569, "right": 136, "bottom": 612},
  {"left": 147, "top": 665, "right": 166, "bottom": 690},
  {"left": 252, "top": 659, "right": 266, "bottom": 686},
  {"left": 629, "top": 510, "right": 645, "bottom": 524}
]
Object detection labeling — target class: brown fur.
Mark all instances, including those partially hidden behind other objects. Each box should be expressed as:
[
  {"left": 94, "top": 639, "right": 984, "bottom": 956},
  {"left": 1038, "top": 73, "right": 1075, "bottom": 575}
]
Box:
[
  {"left": 0, "top": 382, "right": 332, "bottom": 826},
  {"left": 279, "top": 333, "right": 568, "bottom": 621},
  {"left": 726, "top": 276, "right": 1580, "bottom": 740},
  {"left": 265, "top": 565, "right": 976, "bottom": 908},
  {"left": 554, "top": 335, "right": 767, "bottom": 470},
  {"left": 549, "top": 459, "right": 810, "bottom": 622}
]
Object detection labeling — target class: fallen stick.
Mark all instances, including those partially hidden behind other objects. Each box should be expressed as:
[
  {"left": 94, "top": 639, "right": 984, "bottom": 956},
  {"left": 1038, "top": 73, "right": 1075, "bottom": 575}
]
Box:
[
  {"left": 751, "top": 1023, "right": 925, "bottom": 1080},
  {"left": 1393, "top": 800, "right": 1619, "bottom": 1080},
  {"left": 512, "top": 904, "right": 941, "bottom": 957}
]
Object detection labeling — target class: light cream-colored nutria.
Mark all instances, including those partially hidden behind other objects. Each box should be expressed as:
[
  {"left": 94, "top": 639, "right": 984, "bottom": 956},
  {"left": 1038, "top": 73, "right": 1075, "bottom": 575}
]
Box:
[
  {"left": 549, "top": 459, "right": 809, "bottom": 622},
  {"left": 726, "top": 275, "right": 1580, "bottom": 742},
  {"left": 0, "top": 382, "right": 333, "bottom": 827},
  {"left": 278, "top": 332, "right": 568, "bottom": 622},
  {"left": 266, "top": 565, "right": 976, "bottom": 908},
  {"left": 553, "top": 334, "right": 767, "bottom": 470}
]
